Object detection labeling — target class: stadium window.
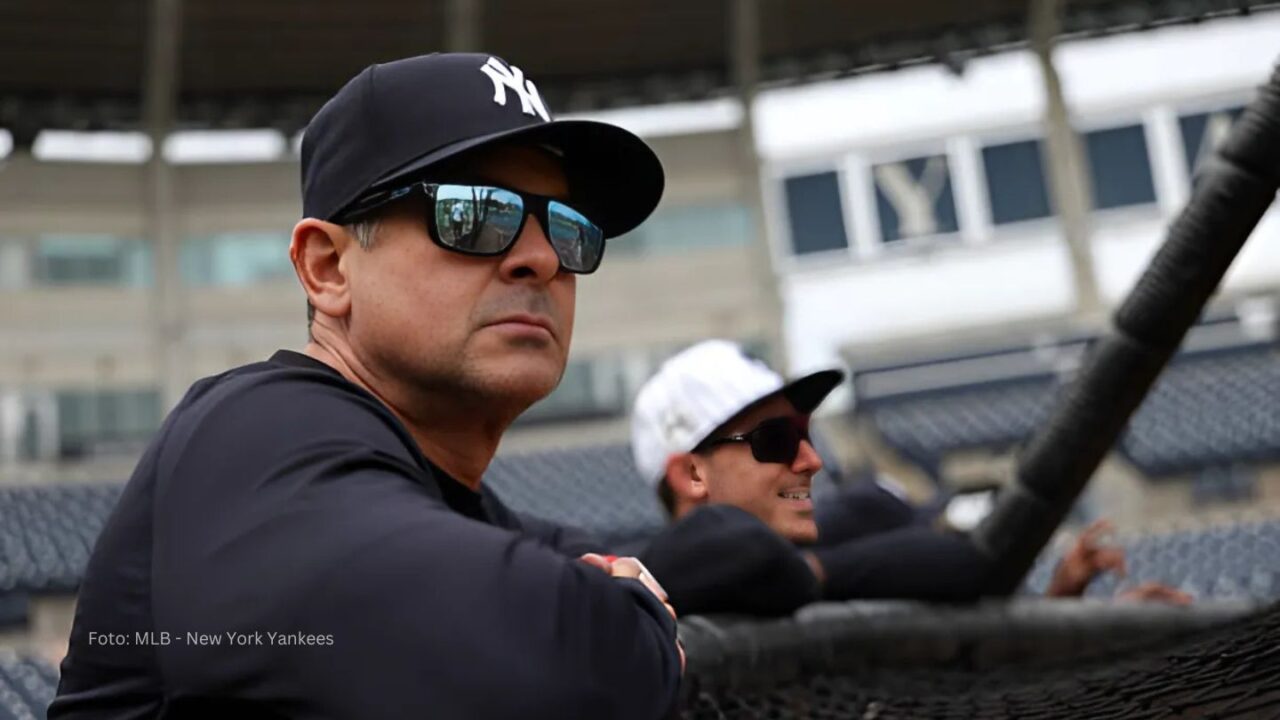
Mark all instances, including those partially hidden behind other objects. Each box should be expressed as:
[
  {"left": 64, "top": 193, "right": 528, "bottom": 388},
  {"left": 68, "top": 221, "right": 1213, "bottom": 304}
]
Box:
[
  {"left": 1084, "top": 124, "right": 1156, "bottom": 211},
  {"left": 981, "top": 139, "right": 1053, "bottom": 225},
  {"left": 55, "top": 388, "right": 161, "bottom": 459},
  {"left": 34, "top": 235, "right": 151, "bottom": 287},
  {"left": 782, "top": 171, "right": 850, "bottom": 256},
  {"left": 871, "top": 154, "right": 959, "bottom": 244},
  {"left": 517, "top": 358, "right": 626, "bottom": 425},
  {"left": 182, "top": 232, "right": 293, "bottom": 286},
  {"left": 610, "top": 202, "right": 751, "bottom": 255},
  {"left": 1179, "top": 106, "right": 1245, "bottom": 179}
]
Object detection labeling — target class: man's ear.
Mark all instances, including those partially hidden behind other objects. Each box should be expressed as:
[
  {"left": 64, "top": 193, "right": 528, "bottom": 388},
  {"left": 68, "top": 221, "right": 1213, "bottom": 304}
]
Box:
[
  {"left": 291, "top": 218, "right": 353, "bottom": 325},
  {"left": 664, "top": 452, "right": 709, "bottom": 503}
]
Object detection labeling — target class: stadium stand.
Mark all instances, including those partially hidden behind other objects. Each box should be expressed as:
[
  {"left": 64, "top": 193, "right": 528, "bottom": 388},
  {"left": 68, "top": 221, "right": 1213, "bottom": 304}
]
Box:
[
  {"left": 0, "top": 650, "right": 58, "bottom": 720},
  {"left": 1121, "top": 345, "right": 1280, "bottom": 476},
  {"left": 862, "top": 341, "right": 1280, "bottom": 480},
  {"left": 1, "top": 464, "right": 1278, "bottom": 603},
  {"left": 484, "top": 444, "right": 667, "bottom": 547},
  {"left": 868, "top": 376, "right": 1056, "bottom": 475},
  {"left": 0, "top": 484, "right": 123, "bottom": 594},
  {"left": 1025, "top": 517, "right": 1280, "bottom": 602}
]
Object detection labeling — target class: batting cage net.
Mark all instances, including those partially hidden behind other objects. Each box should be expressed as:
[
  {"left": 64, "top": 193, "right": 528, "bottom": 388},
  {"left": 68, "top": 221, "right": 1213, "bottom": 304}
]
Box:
[{"left": 679, "top": 600, "right": 1279, "bottom": 719}]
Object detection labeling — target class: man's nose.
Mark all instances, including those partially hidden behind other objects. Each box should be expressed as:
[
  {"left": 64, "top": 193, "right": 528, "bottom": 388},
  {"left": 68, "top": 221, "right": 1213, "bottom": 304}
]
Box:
[
  {"left": 498, "top": 214, "right": 561, "bottom": 282},
  {"left": 792, "top": 439, "right": 823, "bottom": 474}
]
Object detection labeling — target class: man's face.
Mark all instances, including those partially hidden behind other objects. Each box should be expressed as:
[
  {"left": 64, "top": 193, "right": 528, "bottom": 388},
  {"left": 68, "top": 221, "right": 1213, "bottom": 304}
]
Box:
[
  {"left": 693, "top": 394, "right": 822, "bottom": 544},
  {"left": 343, "top": 144, "right": 576, "bottom": 414}
]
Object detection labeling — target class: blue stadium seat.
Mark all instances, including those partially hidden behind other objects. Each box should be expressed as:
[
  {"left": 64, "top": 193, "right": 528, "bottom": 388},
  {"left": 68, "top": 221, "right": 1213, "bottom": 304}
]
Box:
[
  {"left": 864, "top": 344, "right": 1279, "bottom": 479},
  {"left": 484, "top": 444, "right": 668, "bottom": 546},
  {"left": 0, "top": 484, "right": 123, "bottom": 594},
  {"left": 0, "top": 650, "right": 58, "bottom": 720},
  {"left": 1025, "top": 517, "right": 1280, "bottom": 602}
]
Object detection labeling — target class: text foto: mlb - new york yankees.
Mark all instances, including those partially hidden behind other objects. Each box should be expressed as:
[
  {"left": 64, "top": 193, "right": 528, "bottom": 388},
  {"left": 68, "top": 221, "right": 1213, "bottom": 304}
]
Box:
[{"left": 87, "top": 631, "right": 336, "bottom": 647}]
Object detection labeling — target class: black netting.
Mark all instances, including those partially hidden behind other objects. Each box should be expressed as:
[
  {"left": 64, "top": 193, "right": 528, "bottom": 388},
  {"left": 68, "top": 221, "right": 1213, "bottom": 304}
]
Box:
[{"left": 681, "top": 602, "right": 1280, "bottom": 719}]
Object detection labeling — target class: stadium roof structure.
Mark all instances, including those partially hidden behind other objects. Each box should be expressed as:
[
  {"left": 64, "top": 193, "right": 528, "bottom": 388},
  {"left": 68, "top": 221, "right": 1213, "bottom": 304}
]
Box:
[{"left": 2, "top": 0, "right": 1277, "bottom": 143}]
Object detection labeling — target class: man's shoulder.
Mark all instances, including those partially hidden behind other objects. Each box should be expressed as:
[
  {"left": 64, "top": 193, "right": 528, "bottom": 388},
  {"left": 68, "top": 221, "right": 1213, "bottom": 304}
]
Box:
[
  {"left": 157, "top": 352, "right": 419, "bottom": 470},
  {"left": 649, "top": 504, "right": 792, "bottom": 554},
  {"left": 180, "top": 352, "right": 385, "bottom": 426}
]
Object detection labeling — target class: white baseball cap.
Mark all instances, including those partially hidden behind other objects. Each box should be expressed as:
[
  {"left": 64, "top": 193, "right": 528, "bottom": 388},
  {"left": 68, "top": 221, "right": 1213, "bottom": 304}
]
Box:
[{"left": 630, "top": 340, "right": 844, "bottom": 489}]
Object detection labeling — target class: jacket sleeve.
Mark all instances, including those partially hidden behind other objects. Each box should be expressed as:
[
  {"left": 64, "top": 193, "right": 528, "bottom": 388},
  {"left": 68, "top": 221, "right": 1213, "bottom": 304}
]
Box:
[
  {"left": 482, "top": 490, "right": 609, "bottom": 557},
  {"left": 149, "top": 375, "right": 681, "bottom": 720},
  {"left": 639, "top": 505, "right": 820, "bottom": 617},
  {"left": 814, "top": 480, "right": 918, "bottom": 546},
  {"left": 812, "top": 526, "right": 991, "bottom": 603}
]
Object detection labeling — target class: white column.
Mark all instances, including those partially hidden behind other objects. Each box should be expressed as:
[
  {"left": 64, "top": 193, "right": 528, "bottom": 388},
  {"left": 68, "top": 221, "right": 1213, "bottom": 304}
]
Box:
[
  {"left": 731, "top": 0, "right": 787, "bottom": 367},
  {"left": 1146, "top": 105, "right": 1191, "bottom": 215},
  {"left": 445, "top": 0, "right": 482, "bottom": 52},
  {"left": 0, "top": 389, "right": 19, "bottom": 466},
  {"left": 0, "top": 236, "right": 29, "bottom": 290},
  {"left": 1030, "top": 0, "right": 1103, "bottom": 319},
  {"left": 948, "top": 135, "right": 992, "bottom": 245},
  {"left": 144, "top": 0, "right": 186, "bottom": 410},
  {"left": 34, "top": 391, "right": 59, "bottom": 461},
  {"left": 841, "top": 154, "right": 882, "bottom": 260}
]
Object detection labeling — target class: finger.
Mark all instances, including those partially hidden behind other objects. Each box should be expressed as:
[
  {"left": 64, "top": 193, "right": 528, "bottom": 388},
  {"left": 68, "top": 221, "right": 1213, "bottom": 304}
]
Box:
[
  {"left": 1148, "top": 589, "right": 1193, "bottom": 605},
  {"left": 638, "top": 569, "right": 669, "bottom": 602},
  {"left": 1116, "top": 583, "right": 1160, "bottom": 603},
  {"left": 1093, "top": 548, "right": 1128, "bottom": 578},
  {"left": 578, "top": 553, "right": 613, "bottom": 573},
  {"left": 1079, "top": 519, "right": 1115, "bottom": 545},
  {"left": 1118, "top": 582, "right": 1191, "bottom": 605},
  {"left": 677, "top": 639, "right": 687, "bottom": 674},
  {"left": 613, "top": 557, "right": 670, "bottom": 602},
  {"left": 1137, "top": 582, "right": 1194, "bottom": 605},
  {"left": 609, "top": 556, "right": 643, "bottom": 579}
]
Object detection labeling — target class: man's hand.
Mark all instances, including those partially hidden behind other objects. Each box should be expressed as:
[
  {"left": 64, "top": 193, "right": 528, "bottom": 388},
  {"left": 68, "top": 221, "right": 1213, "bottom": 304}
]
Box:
[
  {"left": 1046, "top": 520, "right": 1127, "bottom": 597},
  {"left": 580, "top": 554, "right": 686, "bottom": 671}
]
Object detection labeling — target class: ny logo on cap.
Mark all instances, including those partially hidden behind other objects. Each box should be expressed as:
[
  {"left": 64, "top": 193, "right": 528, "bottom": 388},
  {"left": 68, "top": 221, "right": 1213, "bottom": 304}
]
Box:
[
  {"left": 480, "top": 57, "right": 550, "bottom": 122},
  {"left": 660, "top": 407, "right": 694, "bottom": 446}
]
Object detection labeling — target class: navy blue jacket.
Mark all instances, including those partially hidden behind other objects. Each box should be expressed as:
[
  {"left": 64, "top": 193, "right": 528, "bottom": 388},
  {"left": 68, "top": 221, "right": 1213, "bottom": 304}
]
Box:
[
  {"left": 638, "top": 482, "right": 990, "bottom": 616},
  {"left": 51, "top": 351, "right": 681, "bottom": 719}
]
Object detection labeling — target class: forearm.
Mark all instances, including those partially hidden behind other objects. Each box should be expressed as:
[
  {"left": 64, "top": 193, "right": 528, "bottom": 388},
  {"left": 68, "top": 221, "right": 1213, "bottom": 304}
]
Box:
[{"left": 810, "top": 528, "right": 990, "bottom": 602}]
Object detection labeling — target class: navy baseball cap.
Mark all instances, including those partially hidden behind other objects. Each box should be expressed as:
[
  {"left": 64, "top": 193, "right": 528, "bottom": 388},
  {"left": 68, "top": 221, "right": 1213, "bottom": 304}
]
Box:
[{"left": 300, "top": 53, "right": 665, "bottom": 238}]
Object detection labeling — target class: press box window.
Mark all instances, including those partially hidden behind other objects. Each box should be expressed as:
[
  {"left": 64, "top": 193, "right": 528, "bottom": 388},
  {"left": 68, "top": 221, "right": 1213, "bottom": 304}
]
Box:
[
  {"left": 1084, "top": 124, "right": 1156, "bottom": 211},
  {"left": 56, "top": 388, "right": 162, "bottom": 459},
  {"left": 610, "top": 202, "right": 751, "bottom": 255},
  {"left": 871, "top": 154, "right": 959, "bottom": 244},
  {"left": 35, "top": 235, "right": 151, "bottom": 287},
  {"left": 183, "top": 233, "right": 294, "bottom": 287},
  {"left": 982, "top": 140, "right": 1052, "bottom": 225},
  {"left": 782, "top": 172, "right": 850, "bottom": 256},
  {"left": 518, "top": 359, "right": 625, "bottom": 424}
]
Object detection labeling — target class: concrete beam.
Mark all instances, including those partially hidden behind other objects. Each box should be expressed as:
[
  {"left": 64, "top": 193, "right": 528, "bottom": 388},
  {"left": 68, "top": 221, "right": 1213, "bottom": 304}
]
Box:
[
  {"left": 1030, "top": 0, "right": 1103, "bottom": 319},
  {"left": 729, "top": 0, "right": 787, "bottom": 368},
  {"left": 446, "top": 0, "right": 482, "bottom": 53},
  {"left": 143, "top": 0, "right": 186, "bottom": 410}
]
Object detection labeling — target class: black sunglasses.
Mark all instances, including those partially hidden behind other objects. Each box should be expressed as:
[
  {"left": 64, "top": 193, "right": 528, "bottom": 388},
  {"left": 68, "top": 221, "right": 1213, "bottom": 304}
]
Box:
[
  {"left": 339, "top": 182, "right": 606, "bottom": 274},
  {"left": 697, "top": 416, "right": 812, "bottom": 466}
]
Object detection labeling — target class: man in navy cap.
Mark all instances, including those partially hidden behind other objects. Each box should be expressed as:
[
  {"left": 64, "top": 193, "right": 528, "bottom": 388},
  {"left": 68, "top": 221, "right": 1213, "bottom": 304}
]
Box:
[{"left": 51, "top": 54, "right": 682, "bottom": 719}]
